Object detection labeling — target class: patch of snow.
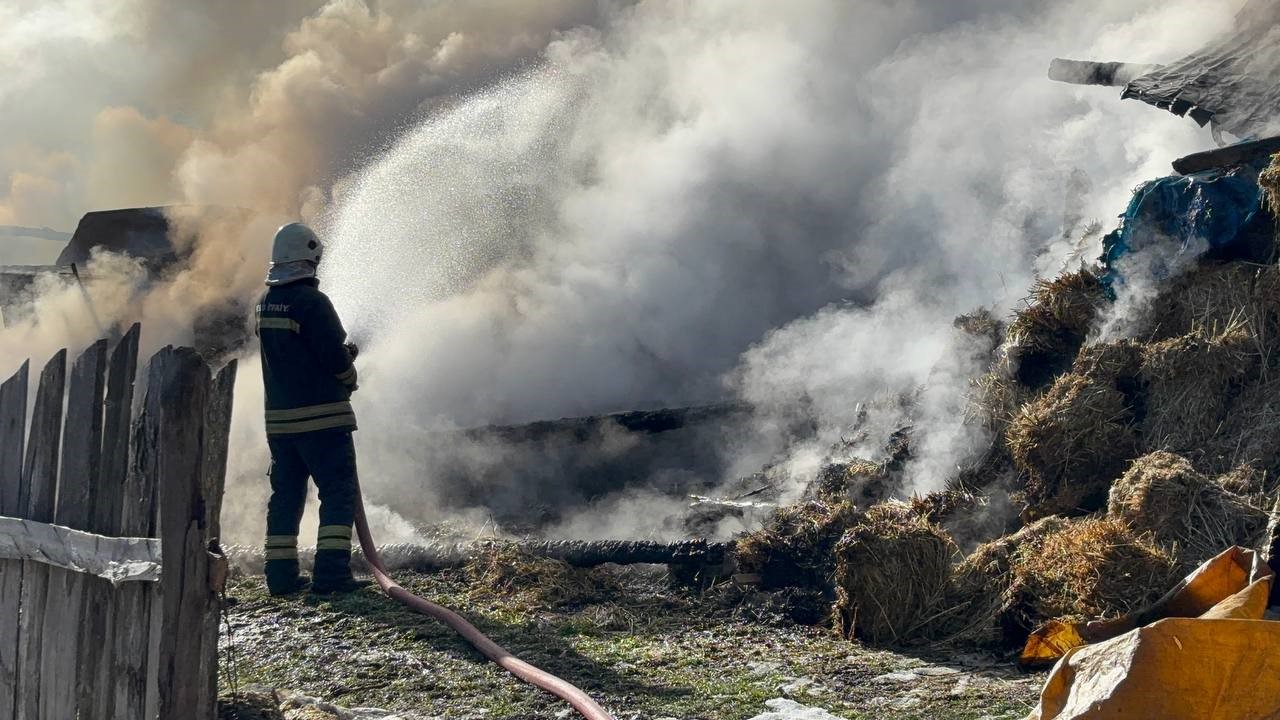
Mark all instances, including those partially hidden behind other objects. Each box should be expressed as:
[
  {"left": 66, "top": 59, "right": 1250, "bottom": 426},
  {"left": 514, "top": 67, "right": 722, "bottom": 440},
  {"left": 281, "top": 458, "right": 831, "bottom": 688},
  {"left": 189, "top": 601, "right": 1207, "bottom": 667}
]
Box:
[{"left": 746, "top": 698, "right": 845, "bottom": 720}]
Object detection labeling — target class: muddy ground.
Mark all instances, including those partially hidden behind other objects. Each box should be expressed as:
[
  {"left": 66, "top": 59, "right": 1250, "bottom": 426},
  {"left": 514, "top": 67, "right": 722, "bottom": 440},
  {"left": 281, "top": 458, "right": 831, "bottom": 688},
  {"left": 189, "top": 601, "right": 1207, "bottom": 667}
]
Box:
[{"left": 217, "top": 567, "right": 1043, "bottom": 720}]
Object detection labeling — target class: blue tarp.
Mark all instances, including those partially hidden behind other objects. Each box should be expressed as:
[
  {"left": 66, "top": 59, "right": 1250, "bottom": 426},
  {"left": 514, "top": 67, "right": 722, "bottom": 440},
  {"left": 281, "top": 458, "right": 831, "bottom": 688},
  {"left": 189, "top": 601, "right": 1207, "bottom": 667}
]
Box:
[{"left": 1101, "top": 164, "right": 1266, "bottom": 289}]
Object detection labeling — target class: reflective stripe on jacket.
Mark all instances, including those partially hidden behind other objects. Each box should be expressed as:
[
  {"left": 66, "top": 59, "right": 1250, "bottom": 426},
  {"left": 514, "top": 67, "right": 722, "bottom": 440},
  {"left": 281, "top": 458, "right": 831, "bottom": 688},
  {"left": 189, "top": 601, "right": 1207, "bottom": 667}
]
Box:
[{"left": 256, "top": 278, "right": 358, "bottom": 436}]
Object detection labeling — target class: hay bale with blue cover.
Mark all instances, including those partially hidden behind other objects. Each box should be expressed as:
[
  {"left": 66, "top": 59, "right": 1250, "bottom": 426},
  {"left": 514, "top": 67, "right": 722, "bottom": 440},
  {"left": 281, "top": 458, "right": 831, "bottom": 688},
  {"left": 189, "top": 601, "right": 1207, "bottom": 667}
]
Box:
[{"left": 1101, "top": 164, "right": 1272, "bottom": 289}]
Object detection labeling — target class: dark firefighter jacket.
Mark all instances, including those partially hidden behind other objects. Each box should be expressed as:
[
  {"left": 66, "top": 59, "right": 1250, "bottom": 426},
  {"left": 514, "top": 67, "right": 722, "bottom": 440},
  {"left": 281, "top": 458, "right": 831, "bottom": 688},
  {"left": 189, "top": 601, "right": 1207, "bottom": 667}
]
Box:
[{"left": 256, "top": 278, "right": 358, "bottom": 436}]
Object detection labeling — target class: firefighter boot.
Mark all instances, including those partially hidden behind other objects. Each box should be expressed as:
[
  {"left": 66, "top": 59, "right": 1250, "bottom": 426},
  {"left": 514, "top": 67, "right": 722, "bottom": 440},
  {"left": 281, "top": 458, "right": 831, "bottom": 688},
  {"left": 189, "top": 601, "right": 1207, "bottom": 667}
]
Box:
[
  {"left": 264, "top": 558, "right": 309, "bottom": 596},
  {"left": 311, "top": 549, "right": 371, "bottom": 594}
]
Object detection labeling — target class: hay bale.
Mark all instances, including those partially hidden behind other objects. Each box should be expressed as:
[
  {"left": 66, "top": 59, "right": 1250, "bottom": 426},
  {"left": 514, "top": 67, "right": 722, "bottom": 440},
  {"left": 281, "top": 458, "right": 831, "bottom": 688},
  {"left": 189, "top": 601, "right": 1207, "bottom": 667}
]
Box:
[
  {"left": 918, "top": 516, "right": 1070, "bottom": 648},
  {"left": 1108, "top": 451, "right": 1268, "bottom": 570},
  {"left": 1072, "top": 339, "right": 1144, "bottom": 391},
  {"left": 735, "top": 500, "right": 860, "bottom": 590},
  {"left": 1006, "top": 269, "right": 1106, "bottom": 387},
  {"left": 811, "top": 458, "right": 894, "bottom": 506},
  {"left": 832, "top": 502, "right": 956, "bottom": 645},
  {"left": 1009, "top": 517, "right": 1175, "bottom": 625},
  {"left": 909, "top": 489, "right": 981, "bottom": 525},
  {"left": 465, "top": 542, "right": 619, "bottom": 608},
  {"left": 1139, "top": 326, "right": 1258, "bottom": 459},
  {"left": 1143, "top": 263, "right": 1280, "bottom": 344},
  {"left": 1218, "top": 464, "right": 1268, "bottom": 497},
  {"left": 954, "top": 307, "right": 1005, "bottom": 356},
  {"left": 1259, "top": 151, "right": 1280, "bottom": 214},
  {"left": 1007, "top": 373, "right": 1137, "bottom": 518},
  {"left": 1211, "top": 376, "right": 1280, "bottom": 477},
  {"left": 968, "top": 370, "right": 1034, "bottom": 435}
]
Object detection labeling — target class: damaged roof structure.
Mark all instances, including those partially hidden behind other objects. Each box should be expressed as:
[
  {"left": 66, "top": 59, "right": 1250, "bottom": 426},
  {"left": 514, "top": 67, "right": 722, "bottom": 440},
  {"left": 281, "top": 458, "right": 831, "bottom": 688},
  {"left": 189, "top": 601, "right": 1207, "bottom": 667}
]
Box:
[{"left": 1053, "top": 0, "right": 1280, "bottom": 147}]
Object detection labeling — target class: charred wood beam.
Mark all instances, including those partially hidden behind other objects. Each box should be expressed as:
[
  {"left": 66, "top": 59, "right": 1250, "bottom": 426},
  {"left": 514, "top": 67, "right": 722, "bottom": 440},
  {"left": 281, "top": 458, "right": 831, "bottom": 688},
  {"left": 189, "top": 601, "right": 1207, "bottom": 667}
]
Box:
[
  {"left": 1170, "top": 135, "right": 1280, "bottom": 175},
  {"left": 1048, "top": 59, "right": 1159, "bottom": 87}
]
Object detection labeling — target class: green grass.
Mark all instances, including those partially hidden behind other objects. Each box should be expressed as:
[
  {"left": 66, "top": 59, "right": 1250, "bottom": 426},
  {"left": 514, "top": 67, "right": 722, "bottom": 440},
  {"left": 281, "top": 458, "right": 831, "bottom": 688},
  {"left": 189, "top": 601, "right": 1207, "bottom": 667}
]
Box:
[{"left": 218, "top": 568, "right": 1042, "bottom": 720}]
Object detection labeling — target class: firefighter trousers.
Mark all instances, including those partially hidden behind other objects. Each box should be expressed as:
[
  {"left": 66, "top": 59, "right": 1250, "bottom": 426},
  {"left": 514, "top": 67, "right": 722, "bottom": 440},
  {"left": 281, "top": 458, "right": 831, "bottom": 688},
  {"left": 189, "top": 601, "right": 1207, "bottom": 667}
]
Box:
[{"left": 264, "top": 430, "right": 358, "bottom": 584}]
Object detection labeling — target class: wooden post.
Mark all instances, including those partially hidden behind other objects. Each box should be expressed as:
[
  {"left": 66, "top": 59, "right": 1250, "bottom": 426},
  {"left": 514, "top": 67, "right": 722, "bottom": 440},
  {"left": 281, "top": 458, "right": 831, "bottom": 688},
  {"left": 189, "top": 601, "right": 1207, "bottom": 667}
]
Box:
[
  {"left": 85, "top": 323, "right": 140, "bottom": 719},
  {"left": 149, "top": 347, "right": 218, "bottom": 720},
  {"left": 0, "top": 360, "right": 29, "bottom": 717},
  {"left": 39, "top": 340, "right": 107, "bottom": 720},
  {"left": 198, "top": 360, "right": 237, "bottom": 704},
  {"left": 15, "top": 350, "right": 66, "bottom": 720}
]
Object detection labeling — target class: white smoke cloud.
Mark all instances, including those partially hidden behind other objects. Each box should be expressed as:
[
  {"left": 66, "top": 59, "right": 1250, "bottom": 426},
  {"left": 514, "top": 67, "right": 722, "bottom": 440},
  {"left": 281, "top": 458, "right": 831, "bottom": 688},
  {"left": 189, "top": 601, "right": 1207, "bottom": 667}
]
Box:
[
  {"left": 0, "top": 0, "right": 1243, "bottom": 544},
  {"left": 315, "top": 0, "right": 1231, "bottom": 537}
]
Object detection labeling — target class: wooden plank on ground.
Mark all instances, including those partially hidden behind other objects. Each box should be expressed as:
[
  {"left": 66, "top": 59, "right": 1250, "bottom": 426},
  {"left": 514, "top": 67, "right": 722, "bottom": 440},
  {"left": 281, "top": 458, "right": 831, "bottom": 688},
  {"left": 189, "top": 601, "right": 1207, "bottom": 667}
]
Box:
[
  {"left": 15, "top": 350, "right": 66, "bottom": 720},
  {"left": 41, "top": 339, "right": 106, "bottom": 720},
  {"left": 87, "top": 323, "right": 140, "bottom": 719},
  {"left": 151, "top": 347, "right": 217, "bottom": 720},
  {"left": 0, "top": 360, "right": 29, "bottom": 718},
  {"left": 198, "top": 359, "right": 237, "bottom": 706}
]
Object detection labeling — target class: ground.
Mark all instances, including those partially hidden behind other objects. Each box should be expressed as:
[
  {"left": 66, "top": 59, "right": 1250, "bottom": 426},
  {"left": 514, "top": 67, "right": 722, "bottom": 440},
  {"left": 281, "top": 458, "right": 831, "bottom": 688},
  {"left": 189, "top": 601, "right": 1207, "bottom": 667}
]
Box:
[{"left": 218, "top": 567, "right": 1043, "bottom": 720}]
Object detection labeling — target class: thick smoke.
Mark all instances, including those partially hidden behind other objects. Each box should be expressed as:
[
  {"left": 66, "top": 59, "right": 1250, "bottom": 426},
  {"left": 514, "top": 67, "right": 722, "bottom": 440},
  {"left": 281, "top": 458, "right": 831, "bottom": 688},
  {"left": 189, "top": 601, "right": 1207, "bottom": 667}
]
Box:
[{"left": 0, "top": 1, "right": 1238, "bottom": 544}]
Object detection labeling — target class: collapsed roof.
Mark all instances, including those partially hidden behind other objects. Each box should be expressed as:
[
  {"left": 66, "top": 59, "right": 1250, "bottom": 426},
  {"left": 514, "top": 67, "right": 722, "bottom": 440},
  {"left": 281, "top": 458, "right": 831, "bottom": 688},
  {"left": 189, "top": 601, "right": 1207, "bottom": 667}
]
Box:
[
  {"left": 1053, "top": 0, "right": 1280, "bottom": 140},
  {"left": 56, "top": 207, "right": 178, "bottom": 269}
]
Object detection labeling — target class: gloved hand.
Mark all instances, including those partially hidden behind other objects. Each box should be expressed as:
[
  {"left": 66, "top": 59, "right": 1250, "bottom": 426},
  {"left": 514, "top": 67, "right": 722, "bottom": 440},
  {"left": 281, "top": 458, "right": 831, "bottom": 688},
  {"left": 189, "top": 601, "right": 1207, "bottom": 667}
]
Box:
[{"left": 345, "top": 342, "right": 359, "bottom": 360}]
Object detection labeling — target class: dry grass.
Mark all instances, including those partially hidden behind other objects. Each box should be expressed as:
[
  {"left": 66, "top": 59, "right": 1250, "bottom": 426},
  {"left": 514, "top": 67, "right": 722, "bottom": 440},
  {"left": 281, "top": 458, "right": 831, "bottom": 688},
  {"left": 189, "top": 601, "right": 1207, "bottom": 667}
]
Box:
[
  {"left": 1218, "top": 464, "right": 1268, "bottom": 497},
  {"left": 968, "top": 370, "right": 1034, "bottom": 435},
  {"left": 1138, "top": 325, "right": 1258, "bottom": 458},
  {"left": 1211, "top": 376, "right": 1280, "bottom": 476},
  {"left": 954, "top": 307, "right": 1005, "bottom": 356},
  {"left": 1108, "top": 451, "right": 1269, "bottom": 571},
  {"left": 810, "top": 458, "right": 892, "bottom": 506},
  {"left": 1005, "top": 269, "right": 1106, "bottom": 387},
  {"left": 1009, "top": 517, "right": 1176, "bottom": 623},
  {"left": 909, "top": 488, "right": 982, "bottom": 525},
  {"left": 734, "top": 500, "right": 861, "bottom": 590},
  {"left": 1143, "top": 263, "right": 1280, "bottom": 348},
  {"left": 1258, "top": 151, "right": 1280, "bottom": 214},
  {"left": 832, "top": 502, "right": 957, "bottom": 645},
  {"left": 1006, "top": 373, "right": 1137, "bottom": 517},
  {"left": 465, "top": 542, "right": 620, "bottom": 609},
  {"left": 917, "top": 516, "right": 1070, "bottom": 648},
  {"left": 1072, "top": 339, "right": 1144, "bottom": 390}
]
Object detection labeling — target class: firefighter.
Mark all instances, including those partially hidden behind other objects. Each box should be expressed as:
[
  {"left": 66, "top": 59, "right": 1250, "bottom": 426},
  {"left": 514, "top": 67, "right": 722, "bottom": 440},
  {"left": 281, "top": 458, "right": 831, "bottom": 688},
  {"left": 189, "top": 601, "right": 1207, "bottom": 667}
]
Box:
[{"left": 256, "top": 222, "right": 367, "bottom": 595}]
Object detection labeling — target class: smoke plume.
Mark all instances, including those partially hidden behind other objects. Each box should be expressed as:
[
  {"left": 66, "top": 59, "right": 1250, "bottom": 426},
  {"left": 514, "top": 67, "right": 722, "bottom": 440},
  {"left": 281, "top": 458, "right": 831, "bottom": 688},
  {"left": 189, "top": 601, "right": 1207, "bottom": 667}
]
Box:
[{"left": 0, "top": 0, "right": 1239, "bottom": 544}]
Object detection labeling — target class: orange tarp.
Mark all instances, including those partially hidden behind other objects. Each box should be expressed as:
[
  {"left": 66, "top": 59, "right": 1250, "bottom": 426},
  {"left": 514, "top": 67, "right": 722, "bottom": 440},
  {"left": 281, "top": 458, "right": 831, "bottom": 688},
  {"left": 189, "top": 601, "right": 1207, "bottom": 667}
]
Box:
[{"left": 1026, "top": 547, "right": 1279, "bottom": 720}]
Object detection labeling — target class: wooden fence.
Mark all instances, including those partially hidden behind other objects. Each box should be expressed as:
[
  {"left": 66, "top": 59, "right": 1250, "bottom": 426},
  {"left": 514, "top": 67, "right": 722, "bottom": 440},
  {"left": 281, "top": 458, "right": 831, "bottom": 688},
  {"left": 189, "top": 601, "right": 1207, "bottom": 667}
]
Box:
[{"left": 0, "top": 324, "right": 236, "bottom": 720}]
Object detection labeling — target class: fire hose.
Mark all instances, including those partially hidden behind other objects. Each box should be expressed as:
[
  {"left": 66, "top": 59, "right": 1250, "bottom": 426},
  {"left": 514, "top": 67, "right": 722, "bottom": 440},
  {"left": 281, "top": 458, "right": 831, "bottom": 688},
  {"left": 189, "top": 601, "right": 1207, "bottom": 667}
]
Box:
[{"left": 352, "top": 491, "right": 617, "bottom": 720}]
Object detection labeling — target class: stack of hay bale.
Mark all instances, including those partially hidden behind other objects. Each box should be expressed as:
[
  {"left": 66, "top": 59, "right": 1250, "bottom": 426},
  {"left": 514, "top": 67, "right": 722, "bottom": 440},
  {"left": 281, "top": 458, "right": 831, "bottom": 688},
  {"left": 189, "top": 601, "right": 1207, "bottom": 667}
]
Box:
[{"left": 734, "top": 152, "right": 1280, "bottom": 649}]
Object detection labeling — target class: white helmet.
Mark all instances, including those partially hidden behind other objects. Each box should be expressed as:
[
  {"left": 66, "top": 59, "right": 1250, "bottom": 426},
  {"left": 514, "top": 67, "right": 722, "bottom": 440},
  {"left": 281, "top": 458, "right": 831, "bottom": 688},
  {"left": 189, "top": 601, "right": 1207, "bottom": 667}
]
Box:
[{"left": 266, "top": 222, "right": 323, "bottom": 285}]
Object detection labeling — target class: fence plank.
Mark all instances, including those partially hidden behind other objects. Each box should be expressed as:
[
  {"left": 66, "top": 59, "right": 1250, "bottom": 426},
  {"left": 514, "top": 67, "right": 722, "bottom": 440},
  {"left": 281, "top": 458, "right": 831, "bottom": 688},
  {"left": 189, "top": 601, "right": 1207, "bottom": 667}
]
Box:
[
  {"left": 41, "top": 339, "right": 107, "bottom": 720},
  {"left": 90, "top": 323, "right": 140, "bottom": 719},
  {"left": 15, "top": 350, "right": 66, "bottom": 720},
  {"left": 0, "top": 360, "right": 30, "bottom": 718},
  {"left": 150, "top": 347, "right": 217, "bottom": 720},
  {"left": 203, "top": 360, "right": 236, "bottom": 541},
  {"left": 199, "top": 360, "right": 237, "bottom": 706},
  {"left": 112, "top": 414, "right": 158, "bottom": 720},
  {"left": 0, "top": 361, "right": 26, "bottom": 515}
]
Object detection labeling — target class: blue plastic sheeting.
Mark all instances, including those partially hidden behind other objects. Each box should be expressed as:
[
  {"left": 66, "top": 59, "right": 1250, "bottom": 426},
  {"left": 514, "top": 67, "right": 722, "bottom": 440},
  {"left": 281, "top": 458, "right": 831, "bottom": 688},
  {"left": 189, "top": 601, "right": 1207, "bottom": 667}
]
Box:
[{"left": 1101, "top": 165, "right": 1264, "bottom": 287}]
